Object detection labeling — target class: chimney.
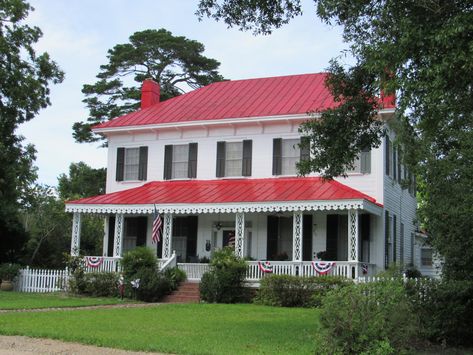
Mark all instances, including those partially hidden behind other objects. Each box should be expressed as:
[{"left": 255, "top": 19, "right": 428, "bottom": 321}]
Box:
[
  {"left": 380, "top": 90, "right": 396, "bottom": 109},
  {"left": 141, "top": 79, "right": 160, "bottom": 109}
]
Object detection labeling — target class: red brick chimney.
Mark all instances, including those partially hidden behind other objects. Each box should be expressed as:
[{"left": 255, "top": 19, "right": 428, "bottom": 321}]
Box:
[
  {"left": 141, "top": 79, "right": 160, "bottom": 109},
  {"left": 380, "top": 90, "right": 396, "bottom": 109}
]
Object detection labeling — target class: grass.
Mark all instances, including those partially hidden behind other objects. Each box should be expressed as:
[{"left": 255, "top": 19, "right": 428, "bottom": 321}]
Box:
[
  {"left": 0, "top": 303, "right": 319, "bottom": 354},
  {"left": 0, "top": 291, "right": 134, "bottom": 310}
]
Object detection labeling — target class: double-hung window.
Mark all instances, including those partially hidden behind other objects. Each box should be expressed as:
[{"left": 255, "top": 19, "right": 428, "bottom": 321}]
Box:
[
  {"left": 273, "top": 137, "right": 310, "bottom": 176},
  {"left": 347, "top": 147, "right": 371, "bottom": 174},
  {"left": 216, "top": 140, "right": 252, "bottom": 177},
  {"left": 164, "top": 143, "right": 198, "bottom": 180},
  {"left": 116, "top": 146, "right": 148, "bottom": 181}
]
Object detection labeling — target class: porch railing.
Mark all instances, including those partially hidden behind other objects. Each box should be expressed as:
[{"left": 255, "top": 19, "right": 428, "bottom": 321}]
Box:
[
  {"left": 177, "top": 263, "right": 210, "bottom": 281},
  {"left": 83, "top": 256, "right": 121, "bottom": 273},
  {"left": 160, "top": 251, "right": 177, "bottom": 272}
]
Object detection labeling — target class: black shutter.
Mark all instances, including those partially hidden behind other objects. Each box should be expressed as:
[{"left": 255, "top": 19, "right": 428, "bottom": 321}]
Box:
[
  {"left": 360, "top": 147, "right": 371, "bottom": 174},
  {"left": 116, "top": 147, "right": 125, "bottom": 181},
  {"left": 107, "top": 216, "right": 116, "bottom": 257},
  {"left": 302, "top": 215, "right": 313, "bottom": 261},
  {"left": 216, "top": 141, "right": 226, "bottom": 177},
  {"left": 385, "top": 210, "right": 390, "bottom": 269},
  {"left": 393, "top": 147, "right": 397, "bottom": 181},
  {"left": 188, "top": 143, "right": 198, "bottom": 178},
  {"left": 393, "top": 214, "right": 397, "bottom": 262},
  {"left": 138, "top": 146, "right": 148, "bottom": 181},
  {"left": 267, "top": 216, "right": 279, "bottom": 259},
  {"left": 164, "top": 145, "right": 173, "bottom": 180},
  {"left": 385, "top": 136, "right": 390, "bottom": 176},
  {"left": 397, "top": 149, "right": 402, "bottom": 183},
  {"left": 272, "top": 138, "right": 282, "bottom": 175},
  {"left": 242, "top": 140, "right": 252, "bottom": 176},
  {"left": 300, "top": 137, "right": 310, "bottom": 162}
]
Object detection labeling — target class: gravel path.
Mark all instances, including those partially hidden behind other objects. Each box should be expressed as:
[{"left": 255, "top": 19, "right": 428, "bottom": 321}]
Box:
[{"left": 0, "top": 335, "right": 167, "bottom": 354}]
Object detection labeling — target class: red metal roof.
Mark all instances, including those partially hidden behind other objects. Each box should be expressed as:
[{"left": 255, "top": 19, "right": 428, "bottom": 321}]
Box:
[
  {"left": 67, "top": 177, "right": 379, "bottom": 206},
  {"left": 95, "top": 73, "right": 337, "bottom": 129}
]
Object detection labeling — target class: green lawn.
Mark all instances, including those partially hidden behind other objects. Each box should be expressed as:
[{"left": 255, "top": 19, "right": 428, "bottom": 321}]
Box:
[
  {"left": 0, "top": 303, "right": 319, "bottom": 354},
  {"left": 0, "top": 291, "right": 133, "bottom": 310}
]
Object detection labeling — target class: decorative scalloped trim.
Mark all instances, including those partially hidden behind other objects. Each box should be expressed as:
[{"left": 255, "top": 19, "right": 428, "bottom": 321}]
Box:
[{"left": 65, "top": 200, "right": 382, "bottom": 215}]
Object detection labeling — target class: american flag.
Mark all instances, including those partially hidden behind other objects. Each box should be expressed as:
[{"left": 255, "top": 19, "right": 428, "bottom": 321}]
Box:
[{"left": 152, "top": 205, "right": 162, "bottom": 244}]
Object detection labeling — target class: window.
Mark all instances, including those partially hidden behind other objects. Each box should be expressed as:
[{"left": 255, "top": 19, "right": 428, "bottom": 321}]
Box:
[
  {"left": 400, "top": 223, "right": 405, "bottom": 264},
  {"left": 273, "top": 137, "right": 309, "bottom": 176},
  {"left": 421, "top": 248, "right": 433, "bottom": 266},
  {"left": 347, "top": 147, "right": 371, "bottom": 174},
  {"left": 116, "top": 146, "right": 148, "bottom": 181},
  {"left": 164, "top": 143, "right": 198, "bottom": 180},
  {"left": 216, "top": 140, "right": 252, "bottom": 177},
  {"left": 385, "top": 210, "right": 390, "bottom": 268},
  {"left": 393, "top": 214, "right": 397, "bottom": 262}
]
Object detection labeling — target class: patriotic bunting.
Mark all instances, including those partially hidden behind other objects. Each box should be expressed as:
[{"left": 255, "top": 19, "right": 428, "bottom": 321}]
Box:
[
  {"left": 311, "top": 261, "right": 336, "bottom": 275},
  {"left": 85, "top": 256, "right": 103, "bottom": 268},
  {"left": 257, "top": 261, "right": 273, "bottom": 273}
]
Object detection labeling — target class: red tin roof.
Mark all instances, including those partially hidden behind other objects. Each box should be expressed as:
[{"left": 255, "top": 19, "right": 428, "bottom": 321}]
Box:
[
  {"left": 95, "top": 73, "right": 338, "bottom": 129},
  {"left": 67, "top": 177, "right": 379, "bottom": 206}
]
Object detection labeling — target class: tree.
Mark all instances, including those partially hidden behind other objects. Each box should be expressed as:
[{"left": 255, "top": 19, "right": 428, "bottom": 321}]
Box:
[
  {"left": 0, "top": 0, "right": 64, "bottom": 263},
  {"left": 58, "top": 162, "right": 106, "bottom": 201},
  {"left": 73, "top": 28, "right": 225, "bottom": 143},
  {"left": 197, "top": 1, "right": 473, "bottom": 280}
]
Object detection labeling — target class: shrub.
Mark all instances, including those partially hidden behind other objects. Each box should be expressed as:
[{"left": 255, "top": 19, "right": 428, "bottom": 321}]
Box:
[
  {"left": 163, "top": 267, "right": 187, "bottom": 290},
  {"left": 120, "top": 247, "right": 157, "bottom": 278},
  {"left": 255, "top": 275, "right": 348, "bottom": 308},
  {"left": 130, "top": 267, "right": 172, "bottom": 302},
  {"left": 199, "top": 247, "right": 247, "bottom": 303},
  {"left": 83, "top": 272, "right": 120, "bottom": 297},
  {"left": 0, "top": 263, "right": 22, "bottom": 281},
  {"left": 406, "top": 278, "right": 473, "bottom": 346},
  {"left": 316, "top": 281, "right": 419, "bottom": 354}
]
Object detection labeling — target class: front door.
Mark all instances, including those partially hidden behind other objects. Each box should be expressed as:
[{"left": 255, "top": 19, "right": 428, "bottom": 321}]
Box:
[
  {"left": 174, "top": 236, "right": 187, "bottom": 262},
  {"left": 222, "top": 230, "right": 235, "bottom": 248}
]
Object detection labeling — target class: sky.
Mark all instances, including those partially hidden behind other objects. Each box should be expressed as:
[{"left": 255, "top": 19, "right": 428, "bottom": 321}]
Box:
[{"left": 18, "top": 0, "right": 350, "bottom": 187}]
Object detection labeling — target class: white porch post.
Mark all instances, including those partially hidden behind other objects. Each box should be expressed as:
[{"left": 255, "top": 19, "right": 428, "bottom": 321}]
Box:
[
  {"left": 234, "top": 212, "right": 245, "bottom": 258},
  {"left": 162, "top": 213, "right": 173, "bottom": 259},
  {"left": 348, "top": 209, "right": 360, "bottom": 278},
  {"left": 102, "top": 216, "right": 109, "bottom": 256},
  {"left": 292, "top": 211, "right": 303, "bottom": 262},
  {"left": 70, "top": 212, "right": 81, "bottom": 256},
  {"left": 113, "top": 214, "right": 124, "bottom": 257}
]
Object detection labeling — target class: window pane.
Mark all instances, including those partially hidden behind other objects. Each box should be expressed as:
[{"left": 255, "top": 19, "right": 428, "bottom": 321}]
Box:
[
  {"left": 124, "top": 148, "right": 139, "bottom": 180},
  {"left": 421, "top": 249, "right": 433, "bottom": 266},
  {"left": 281, "top": 139, "right": 300, "bottom": 175},
  {"left": 225, "top": 142, "right": 243, "bottom": 176},
  {"left": 172, "top": 144, "right": 189, "bottom": 179}
]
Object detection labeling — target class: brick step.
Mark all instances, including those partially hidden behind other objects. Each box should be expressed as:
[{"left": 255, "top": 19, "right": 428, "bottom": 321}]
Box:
[{"left": 162, "top": 282, "right": 200, "bottom": 304}]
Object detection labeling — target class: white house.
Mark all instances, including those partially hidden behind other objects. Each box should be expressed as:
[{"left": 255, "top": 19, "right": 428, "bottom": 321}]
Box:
[{"left": 65, "top": 73, "right": 421, "bottom": 280}]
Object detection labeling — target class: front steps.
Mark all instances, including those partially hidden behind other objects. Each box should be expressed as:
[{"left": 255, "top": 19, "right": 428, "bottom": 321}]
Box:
[{"left": 162, "top": 281, "right": 200, "bottom": 303}]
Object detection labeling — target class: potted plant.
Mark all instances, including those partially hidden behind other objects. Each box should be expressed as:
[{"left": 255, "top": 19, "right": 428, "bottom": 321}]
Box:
[{"left": 0, "top": 263, "right": 21, "bottom": 291}]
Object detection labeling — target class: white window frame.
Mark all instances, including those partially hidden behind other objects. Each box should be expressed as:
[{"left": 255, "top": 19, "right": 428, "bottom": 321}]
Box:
[
  {"left": 281, "top": 138, "right": 300, "bottom": 176},
  {"left": 225, "top": 141, "right": 243, "bottom": 177},
  {"left": 171, "top": 144, "right": 189, "bottom": 179},
  {"left": 124, "top": 147, "right": 140, "bottom": 181}
]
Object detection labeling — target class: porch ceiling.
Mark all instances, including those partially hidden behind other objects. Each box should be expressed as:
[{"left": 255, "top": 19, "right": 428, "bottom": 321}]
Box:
[{"left": 65, "top": 177, "right": 382, "bottom": 216}]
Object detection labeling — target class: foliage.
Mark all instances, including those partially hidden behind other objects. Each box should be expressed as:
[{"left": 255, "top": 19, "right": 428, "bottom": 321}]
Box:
[
  {"left": 0, "top": 291, "right": 131, "bottom": 310},
  {"left": 80, "top": 272, "right": 120, "bottom": 298},
  {"left": 255, "top": 275, "right": 348, "bottom": 307},
  {"left": 0, "top": 304, "right": 318, "bottom": 354},
  {"left": 128, "top": 268, "right": 172, "bottom": 302},
  {"left": 57, "top": 162, "right": 106, "bottom": 201},
  {"left": 317, "top": 281, "right": 419, "bottom": 354},
  {"left": 406, "top": 279, "right": 473, "bottom": 346},
  {"left": 200, "top": 247, "right": 248, "bottom": 303},
  {"left": 120, "top": 247, "right": 157, "bottom": 279},
  {"left": 197, "top": 0, "right": 473, "bottom": 281},
  {"left": 0, "top": 0, "right": 63, "bottom": 263},
  {"left": 163, "top": 267, "right": 187, "bottom": 290},
  {"left": 74, "top": 28, "right": 224, "bottom": 143},
  {"left": 0, "top": 263, "right": 22, "bottom": 281}
]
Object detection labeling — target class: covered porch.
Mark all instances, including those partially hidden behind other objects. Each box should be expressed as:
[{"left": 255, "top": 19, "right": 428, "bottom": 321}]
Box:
[{"left": 65, "top": 177, "right": 383, "bottom": 280}]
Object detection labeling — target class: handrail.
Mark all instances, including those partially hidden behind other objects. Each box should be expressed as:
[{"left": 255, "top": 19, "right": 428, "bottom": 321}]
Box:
[{"left": 160, "top": 251, "right": 177, "bottom": 272}]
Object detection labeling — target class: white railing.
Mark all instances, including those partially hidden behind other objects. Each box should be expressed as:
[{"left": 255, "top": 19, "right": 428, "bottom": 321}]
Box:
[
  {"left": 83, "top": 256, "right": 121, "bottom": 273},
  {"left": 246, "top": 261, "right": 295, "bottom": 281},
  {"left": 15, "top": 267, "right": 69, "bottom": 293},
  {"left": 299, "top": 261, "right": 377, "bottom": 278},
  {"left": 160, "top": 251, "right": 177, "bottom": 272},
  {"left": 177, "top": 263, "right": 210, "bottom": 281}
]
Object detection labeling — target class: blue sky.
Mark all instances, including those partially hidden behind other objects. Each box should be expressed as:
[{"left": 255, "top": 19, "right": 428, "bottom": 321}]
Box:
[{"left": 19, "top": 0, "right": 349, "bottom": 186}]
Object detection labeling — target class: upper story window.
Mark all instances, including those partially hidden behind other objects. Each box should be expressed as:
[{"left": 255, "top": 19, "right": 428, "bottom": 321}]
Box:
[
  {"left": 273, "top": 137, "right": 310, "bottom": 176},
  {"left": 347, "top": 147, "right": 371, "bottom": 174},
  {"left": 164, "top": 143, "right": 198, "bottom": 180},
  {"left": 116, "top": 146, "right": 148, "bottom": 182},
  {"left": 216, "top": 140, "right": 252, "bottom": 177}
]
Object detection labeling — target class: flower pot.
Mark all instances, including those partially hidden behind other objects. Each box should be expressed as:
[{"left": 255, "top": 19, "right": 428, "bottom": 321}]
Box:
[{"left": 0, "top": 280, "right": 13, "bottom": 291}]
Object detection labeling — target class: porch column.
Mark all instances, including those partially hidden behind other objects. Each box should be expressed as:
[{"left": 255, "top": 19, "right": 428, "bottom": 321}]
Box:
[
  {"left": 102, "top": 216, "right": 109, "bottom": 256},
  {"left": 70, "top": 212, "right": 81, "bottom": 256},
  {"left": 162, "top": 213, "right": 173, "bottom": 259},
  {"left": 348, "top": 209, "right": 359, "bottom": 262},
  {"left": 234, "top": 212, "right": 245, "bottom": 258},
  {"left": 113, "top": 213, "right": 124, "bottom": 257},
  {"left": 292, "top": 211, "right": 303, "bottom": 262}
]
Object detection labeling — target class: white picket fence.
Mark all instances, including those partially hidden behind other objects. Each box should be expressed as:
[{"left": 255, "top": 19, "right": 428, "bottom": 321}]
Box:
[{"left": 15, "top": 267, "right": 69, "bottom": 293}]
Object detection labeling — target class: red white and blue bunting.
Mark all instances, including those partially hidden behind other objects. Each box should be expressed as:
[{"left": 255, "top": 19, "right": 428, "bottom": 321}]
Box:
[
  {"left": 257, "top": 261, "right": 273, "bottom": 273},
  {"left": 311, "top": 261, "right": 336, "bottom": 275},
  {"left": 85, "top": 256, "right": 104, "bottom": 268}
]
